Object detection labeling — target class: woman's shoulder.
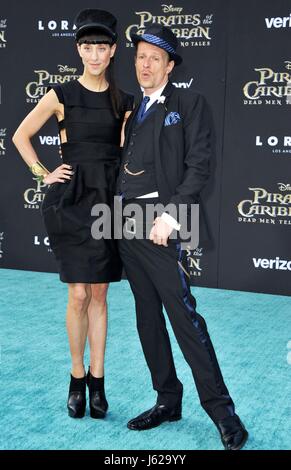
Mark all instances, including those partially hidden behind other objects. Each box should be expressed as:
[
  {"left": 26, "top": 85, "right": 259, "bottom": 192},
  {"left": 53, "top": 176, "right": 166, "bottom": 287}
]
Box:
[
  {"left": 118, "top": 88, "right": 134, "bottom": 100},
  {"left": 51, "top": 80, "right": 79, "bottom": 94},
  {"left": 118, "top": 88, "right": 135, "bottom": 111},
  {"left": 47, "top": 80, "right": 79, "bottom": 104},
  {"left": 117, "top": 87, "right": 131, "bottom": 94}
]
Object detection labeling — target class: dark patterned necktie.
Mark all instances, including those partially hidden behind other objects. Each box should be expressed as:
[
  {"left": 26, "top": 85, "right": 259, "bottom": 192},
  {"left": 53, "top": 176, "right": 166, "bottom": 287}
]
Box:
[{"left": 136, "top": 96, "right": 150, "bottom": 122}]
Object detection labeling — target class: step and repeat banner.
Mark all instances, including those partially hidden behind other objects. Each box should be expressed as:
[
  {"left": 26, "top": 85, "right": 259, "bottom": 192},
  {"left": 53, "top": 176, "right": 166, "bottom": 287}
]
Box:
[
  {"left": 218, "top": 0, "right": 291, "bottom": 295},
  {"left": 0, "top": 0, "right": 290, "bottom": 295}
]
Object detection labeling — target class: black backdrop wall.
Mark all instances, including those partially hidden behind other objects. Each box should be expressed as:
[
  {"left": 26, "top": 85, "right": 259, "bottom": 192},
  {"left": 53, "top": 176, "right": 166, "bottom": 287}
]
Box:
[{"left": 0, "top": 0, "right": 290, "bottom": 296}]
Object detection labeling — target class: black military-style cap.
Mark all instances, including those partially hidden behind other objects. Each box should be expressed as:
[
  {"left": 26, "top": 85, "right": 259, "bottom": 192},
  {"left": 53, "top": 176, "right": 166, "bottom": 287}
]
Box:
[{"left": 74, "top": 9, "right": 117, "bottom": 43}]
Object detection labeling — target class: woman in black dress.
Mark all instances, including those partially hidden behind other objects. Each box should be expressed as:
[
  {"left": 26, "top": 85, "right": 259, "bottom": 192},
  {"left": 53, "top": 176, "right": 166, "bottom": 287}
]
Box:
[{"left": 12, "top": 9, "right": 133, "bottom": 419}]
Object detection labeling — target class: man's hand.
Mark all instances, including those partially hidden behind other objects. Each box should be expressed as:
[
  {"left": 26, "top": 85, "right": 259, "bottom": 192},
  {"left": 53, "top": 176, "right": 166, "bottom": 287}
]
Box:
[{"left": 149, "top": 216, "right": 173, "bottom": 247}]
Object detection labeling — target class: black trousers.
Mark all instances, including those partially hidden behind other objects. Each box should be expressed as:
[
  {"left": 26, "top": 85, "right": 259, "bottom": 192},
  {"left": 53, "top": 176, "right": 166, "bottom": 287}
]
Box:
[{"left": 118, "top": 199, "right": 236, "bottom": 424}]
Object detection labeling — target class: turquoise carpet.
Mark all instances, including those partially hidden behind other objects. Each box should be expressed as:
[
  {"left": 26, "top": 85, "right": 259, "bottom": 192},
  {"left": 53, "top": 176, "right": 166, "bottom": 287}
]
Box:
[{"left": 0, "top": 268, "right": 290, "bottom": 450}]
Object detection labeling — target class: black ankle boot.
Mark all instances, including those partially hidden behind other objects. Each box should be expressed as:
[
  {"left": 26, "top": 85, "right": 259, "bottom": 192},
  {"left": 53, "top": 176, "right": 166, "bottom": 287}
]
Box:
[
  {"left": 67, "top": 374, "right": 86, "bottom": 418},
  {"left": 87, "top": 367, "right": 108, "bottom": 419}
]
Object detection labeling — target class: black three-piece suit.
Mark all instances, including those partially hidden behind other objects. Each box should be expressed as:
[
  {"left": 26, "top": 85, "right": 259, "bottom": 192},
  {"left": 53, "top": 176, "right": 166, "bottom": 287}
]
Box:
[{"left": 117, "top": 82, "right": 236, "bottom": 424}]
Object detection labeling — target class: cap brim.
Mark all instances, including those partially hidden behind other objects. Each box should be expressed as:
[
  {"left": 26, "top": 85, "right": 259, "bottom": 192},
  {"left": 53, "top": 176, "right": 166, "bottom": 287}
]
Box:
[
  {"left": 76, "top": 23, "right": 117, "bottom": 41},
  {"left": 130, "top": 32, "right": 182, "bottom": 65}
]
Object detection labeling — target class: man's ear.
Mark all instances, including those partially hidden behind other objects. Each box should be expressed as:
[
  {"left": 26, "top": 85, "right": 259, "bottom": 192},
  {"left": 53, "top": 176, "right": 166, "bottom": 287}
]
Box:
[{"left": 167, "top": 60, "right": 175, "bottom": 75}]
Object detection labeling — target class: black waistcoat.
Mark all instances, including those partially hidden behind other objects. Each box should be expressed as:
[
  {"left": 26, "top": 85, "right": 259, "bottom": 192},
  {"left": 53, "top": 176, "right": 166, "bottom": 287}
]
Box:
[{"left": 117, "top": 104, "right": 159, "bottom": 199}]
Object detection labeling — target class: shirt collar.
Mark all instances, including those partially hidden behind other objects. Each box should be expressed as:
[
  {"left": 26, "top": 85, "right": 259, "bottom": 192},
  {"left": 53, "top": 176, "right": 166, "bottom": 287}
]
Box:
[{"left": 142, "top": 82, "right": 168, "bottom": 109}]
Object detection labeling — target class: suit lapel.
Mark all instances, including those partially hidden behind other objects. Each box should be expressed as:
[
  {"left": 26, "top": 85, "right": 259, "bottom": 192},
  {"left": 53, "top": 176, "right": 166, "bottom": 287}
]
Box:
[
  {"left": 153, "top": 81, "right": 175, "bottom": 139},
  {"left": 125, "top": 81, "right": 175, "bottom": 149},
  {"left": 153, "top": 82, "right": 175, "bottom": 196}
]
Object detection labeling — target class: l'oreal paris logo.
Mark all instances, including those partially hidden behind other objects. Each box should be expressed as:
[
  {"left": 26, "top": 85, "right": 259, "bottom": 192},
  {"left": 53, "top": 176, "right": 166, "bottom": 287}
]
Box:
[{"left": 37, "top": 19, "right": 76, "bottom": 37}]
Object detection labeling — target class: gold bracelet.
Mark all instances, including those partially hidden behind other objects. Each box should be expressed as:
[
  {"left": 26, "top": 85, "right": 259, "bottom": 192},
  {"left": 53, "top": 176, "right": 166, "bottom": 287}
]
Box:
[{"left": 30, "top": 161, "right": 50, "bottom": 182}]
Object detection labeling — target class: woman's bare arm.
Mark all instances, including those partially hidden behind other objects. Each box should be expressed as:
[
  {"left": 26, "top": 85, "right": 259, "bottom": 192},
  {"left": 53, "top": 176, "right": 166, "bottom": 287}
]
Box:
[
  {"left": 120, "top": 110, "right": 132, "bottom": 147},
  {"left": 12, "top": 89, "right": 73, "bottom": 184}
]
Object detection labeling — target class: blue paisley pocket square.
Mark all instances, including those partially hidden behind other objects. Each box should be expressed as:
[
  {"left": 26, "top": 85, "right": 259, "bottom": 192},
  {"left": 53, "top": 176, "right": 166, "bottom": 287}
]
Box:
[{"left": 164, "top": 111, "right": 181, "bottom": 126}]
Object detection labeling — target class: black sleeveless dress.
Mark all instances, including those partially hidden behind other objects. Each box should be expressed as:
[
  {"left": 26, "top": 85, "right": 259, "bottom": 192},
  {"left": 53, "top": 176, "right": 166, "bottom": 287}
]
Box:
[{"left": 41, "top": 80, "right": 133, "bottom": 283}]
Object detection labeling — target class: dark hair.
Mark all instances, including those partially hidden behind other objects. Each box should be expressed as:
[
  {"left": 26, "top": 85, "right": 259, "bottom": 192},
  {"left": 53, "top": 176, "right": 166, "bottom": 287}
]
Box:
[{"left": 106, "top": 56, "right": 122, "bottom": 119}]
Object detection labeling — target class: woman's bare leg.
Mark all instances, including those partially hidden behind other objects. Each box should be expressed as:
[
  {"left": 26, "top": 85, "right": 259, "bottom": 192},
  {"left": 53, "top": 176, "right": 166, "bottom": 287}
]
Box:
[
  {"left": 87, "top": 283, "right": 109, "bottom": 378},
  {"left": 66, "top": 283, "right": 92, "bottom": 378}
]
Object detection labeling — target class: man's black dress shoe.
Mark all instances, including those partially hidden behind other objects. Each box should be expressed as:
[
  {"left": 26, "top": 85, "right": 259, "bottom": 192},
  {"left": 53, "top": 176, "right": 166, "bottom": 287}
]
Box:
[
  {"left": 87, "top": 368, "right": 108, "bottom": 419},
  {"left": 127, "top": 403, "right": 182, "bottom": 431},
  {"left": 67, "top": 374, "right": 86, "bottom": 418},
  {"left": 216, "top": 414, "right": 248, "bottom": 450}
]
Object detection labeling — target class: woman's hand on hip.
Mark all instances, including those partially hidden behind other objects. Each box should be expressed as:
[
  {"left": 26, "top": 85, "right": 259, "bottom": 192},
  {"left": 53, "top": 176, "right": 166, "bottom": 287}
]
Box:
[{"left": 43, "top": 164, "right": 74, "bottom": 184}]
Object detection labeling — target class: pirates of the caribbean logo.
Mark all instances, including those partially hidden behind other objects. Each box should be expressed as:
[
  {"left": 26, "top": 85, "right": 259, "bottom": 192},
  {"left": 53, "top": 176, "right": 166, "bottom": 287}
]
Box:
[
  {"left": 26, "top": 65, "right": 79, "bottom": 103},
  {"left": 237, "top": 184, "right": 291, "bottom": 225},
  {"left": 0, "top": 19, "right": 7, "bottom": 48},
  {"left": 125, "top": 4, "right": 213, "bottom": 47},
  {"left": 186, "top": 247, "right": 203, "bottom": 277},
  {"left": 0, "top": 128, "right": 6, "bottom": 156},
  {"left": 243, "top": 61, "right": 291, "bottom": 104},
  {"left": 24, "top": 178, "right": 47, "bottom": 210},
  {"left": 0, "top": 231, "right": 4, "bottom": 258}
]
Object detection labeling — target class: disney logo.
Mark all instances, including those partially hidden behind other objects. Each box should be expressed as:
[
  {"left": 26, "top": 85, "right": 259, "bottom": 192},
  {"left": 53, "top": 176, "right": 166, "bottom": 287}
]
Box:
[
  {"left": 161, "top": 4, "right": 183, "bottom": 14},
  {"left": 57, "top": 65, "right": 77, "bottom": 74},
  {"left": 278, "top": 183, "right": 291, "bottom": 192}
]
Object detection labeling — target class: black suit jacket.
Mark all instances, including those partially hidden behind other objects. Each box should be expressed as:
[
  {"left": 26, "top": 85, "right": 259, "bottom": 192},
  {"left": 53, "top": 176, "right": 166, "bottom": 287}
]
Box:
[{"left": 122, "top": 81, "right": 212, "bottom": 242}]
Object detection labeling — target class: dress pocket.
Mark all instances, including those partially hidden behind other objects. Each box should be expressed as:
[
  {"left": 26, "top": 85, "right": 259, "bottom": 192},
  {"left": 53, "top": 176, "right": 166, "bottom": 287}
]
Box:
[
  {"left": 41, "top": 183, "right": 60, "bottom": 215},
  {"left": 42, "top": 204, "right": 63, "bottom": 239}
]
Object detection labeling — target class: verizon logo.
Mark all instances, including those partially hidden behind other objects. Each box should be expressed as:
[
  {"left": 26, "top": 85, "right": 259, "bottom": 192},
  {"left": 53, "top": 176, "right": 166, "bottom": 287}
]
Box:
[
  {"left": 253, "top": 257, "right": 291, "bottom": 270},
  {"left": 265, "top": 14, "right": 291, "bottom": 29},
  {"left": 39, "top": 135, "right": 60, "bottom": 145},
  {"left": 173, "top": 78, "right": 194, "bottom": 89}
]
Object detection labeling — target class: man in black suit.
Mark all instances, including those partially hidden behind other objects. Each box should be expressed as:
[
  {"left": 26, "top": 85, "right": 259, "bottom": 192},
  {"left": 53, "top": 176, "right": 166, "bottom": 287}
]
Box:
[{"left": 117, "top": 24, "right": 248, "bottom": 450}]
